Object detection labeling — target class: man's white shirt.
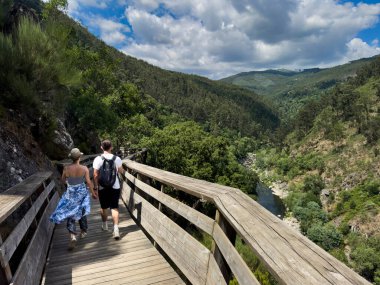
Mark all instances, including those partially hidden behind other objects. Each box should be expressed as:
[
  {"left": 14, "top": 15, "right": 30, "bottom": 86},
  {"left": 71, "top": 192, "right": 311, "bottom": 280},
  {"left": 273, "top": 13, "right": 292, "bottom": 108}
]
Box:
[{"left": 93, "top": 153, "right": 122, "bottom": 189}]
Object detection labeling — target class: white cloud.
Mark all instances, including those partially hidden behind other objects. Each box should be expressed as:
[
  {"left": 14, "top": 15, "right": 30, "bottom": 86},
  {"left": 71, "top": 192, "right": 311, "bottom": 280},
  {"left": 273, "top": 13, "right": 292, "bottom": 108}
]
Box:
[
  {"left": 68, "top": 0, "right": 380, "bottom": 78},
  {"left": 67, "top": 0, "right": 112, "bottom": 16},
  {"left": 120, "top": 0, "right": 380, "bottom": 78},
  {"left": 87, "top": 16, "right": 131, "bottom": 45},
  {"left": 345, "top": 38, "right": 380, "bottom": 60}
]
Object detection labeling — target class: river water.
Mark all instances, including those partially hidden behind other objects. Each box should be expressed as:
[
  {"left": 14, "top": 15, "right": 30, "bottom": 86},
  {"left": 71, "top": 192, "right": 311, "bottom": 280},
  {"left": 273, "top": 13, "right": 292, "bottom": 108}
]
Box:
[{"left": 256, "top": 182, "right": 286, "bottom": 218}]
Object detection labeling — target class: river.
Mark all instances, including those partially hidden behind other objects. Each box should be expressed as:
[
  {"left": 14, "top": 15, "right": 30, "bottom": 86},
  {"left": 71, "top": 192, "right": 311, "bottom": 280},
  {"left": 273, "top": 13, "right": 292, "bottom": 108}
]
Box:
[{"left": 256, "top": 182, "right": 286, "bottom": 218}]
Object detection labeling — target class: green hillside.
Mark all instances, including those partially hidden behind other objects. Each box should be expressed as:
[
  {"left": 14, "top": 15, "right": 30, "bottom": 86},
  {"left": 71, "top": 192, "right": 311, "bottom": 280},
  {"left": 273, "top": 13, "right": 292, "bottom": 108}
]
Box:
[
  {"left": 222, "top": 58, "right": 375, "bottom": 97},
  {"left": 0, "top": 0, "right": 275, "bottom": 195},
  {"left": 1, "top": 1, "right": 379, "bottom": 284},
  {"left": 221, "top": 58, "right": 378, "bottom": 118},
  {"left": 64, "top": 17, "right": 279, "bottom": 137},
  {"left": 254, "top": 57, "right": 380, "bottom": 284}
]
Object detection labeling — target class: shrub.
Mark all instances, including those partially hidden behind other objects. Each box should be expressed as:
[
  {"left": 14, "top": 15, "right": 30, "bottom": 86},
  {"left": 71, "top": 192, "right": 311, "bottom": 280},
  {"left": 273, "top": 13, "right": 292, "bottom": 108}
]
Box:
[
  {"left": 330, "top": 248, "right": 348, "bottom": 264},
  {"left": 294, "top": 201, "right": 328, "bottom": 233},
  {"left": 351, "top": 245, "right": 380, "bottom": 281},
  {"left": 307, "top": 223, "right": 343, "bottom": 251},
  {"left": 361, "top": 180, "right": 380, "bottom": 196},
  {"left": 303, "top": 175, "right": 325, "bottom": 196}
]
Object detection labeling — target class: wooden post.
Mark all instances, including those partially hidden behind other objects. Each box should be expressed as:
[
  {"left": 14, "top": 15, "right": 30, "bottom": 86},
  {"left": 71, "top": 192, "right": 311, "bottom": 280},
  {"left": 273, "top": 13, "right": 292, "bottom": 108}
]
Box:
[
  {"left": 153, "top": 184, "right": 165, "bottom": 248},
  {"left": 29, "top": 197, "right": 38, "bottom": 228},
  {"left": 211, "top": 209, "right": 236, "bottom": 283},
  {"left": 136, "top": 174, "right": 142, "bottom": 196},
  {"left": 0, "top": 235, "right": 12, "bottom": 284},
  {"left": 158, "top": 184, "right": 164, "bottom": 212}
]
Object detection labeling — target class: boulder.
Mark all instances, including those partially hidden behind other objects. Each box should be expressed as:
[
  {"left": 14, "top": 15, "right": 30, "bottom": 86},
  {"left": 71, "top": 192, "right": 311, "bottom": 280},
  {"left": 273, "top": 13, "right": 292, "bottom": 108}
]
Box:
[{"left": 51, "top": 119, "right": 74, "bottom": 159}]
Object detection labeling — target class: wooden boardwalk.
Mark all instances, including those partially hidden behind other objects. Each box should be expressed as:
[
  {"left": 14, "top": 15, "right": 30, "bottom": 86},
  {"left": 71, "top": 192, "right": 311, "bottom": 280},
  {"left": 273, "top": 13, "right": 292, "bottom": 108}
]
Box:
[{"left": 42, "top": 201, "right": 184, "bottom": 285}]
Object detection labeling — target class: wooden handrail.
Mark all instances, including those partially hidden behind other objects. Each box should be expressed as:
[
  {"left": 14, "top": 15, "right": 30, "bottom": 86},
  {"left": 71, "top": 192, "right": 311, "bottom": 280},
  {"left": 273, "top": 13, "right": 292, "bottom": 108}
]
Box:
[
  {"left": 121, "top": 159, "right": 370, "bottom": 285},
  {"left": 0, "top": 172, "right": 59, "bottom": 285}
]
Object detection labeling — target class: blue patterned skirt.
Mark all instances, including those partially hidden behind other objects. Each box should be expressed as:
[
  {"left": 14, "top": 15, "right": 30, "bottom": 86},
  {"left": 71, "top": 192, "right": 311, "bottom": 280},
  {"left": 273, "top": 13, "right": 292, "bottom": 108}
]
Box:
[{"left": 50, "top": 183, "right": 91, "bottom": 224}]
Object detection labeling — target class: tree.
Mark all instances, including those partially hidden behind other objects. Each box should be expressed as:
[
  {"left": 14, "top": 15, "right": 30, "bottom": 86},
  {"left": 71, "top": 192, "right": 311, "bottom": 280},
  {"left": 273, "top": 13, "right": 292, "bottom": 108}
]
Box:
[
  {"left": 42, "top": 0, "right": 68, "bottom": 19},
  {"left": 307, "top": 223, "right": 342, "bottom": 251},
  {"left": 141, "top": 122, "right": 258, "bottom": 193},
  {"left": 351, "top": 245, "right": 380, "bottom": 281},
  {"left": 303, "top": 175, "right": 325, "bottom": 196}
]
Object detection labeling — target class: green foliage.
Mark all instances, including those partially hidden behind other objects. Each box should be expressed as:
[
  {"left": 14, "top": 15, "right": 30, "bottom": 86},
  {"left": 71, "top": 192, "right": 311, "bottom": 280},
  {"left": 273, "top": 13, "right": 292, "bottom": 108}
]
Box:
[
  {"left": 68, "top": 91, "right": 119, "bottom": 134},
  {"left": 42, "top": 0, "right": 68, "bottom": 19},
  {"left": 255, "top": 148, "right": 324, "bottom": 180},
  {"left": 293, "top": 99, "right": 326, "bottom": 137},
  {"left": 0, "top": 0, "right": 13, "bottom": 30},
  {"left": 235, "top": 237, "right": 278, "bottom": 285},
  {"left": 293, "top": 201, "right": 328, "bottom": 233},
  {"left": 332, "top": 179, "right": 380, "bottom": 219},
  {"left": 329, "top": 248, "right": 348, "bottom": 264},
  {"left": 312, "top": 106, "right": 344, "bottom": 140},
  {"left": 0, "top": 17, "right": 80, "bottom": 112},
  {"left": 361, "top": 116, "right": 380, "bottom": 145},
  {"left": 102, "top": 83, "right": 144, "bottom": 118},
  {"left": 351, "top": 245, "right": 380, "bottom": 281},
  {"left": 231, "top": 137, "right": 258, "bottom": 159},
  {"left": 141, "top": 122, "right": 258, "bottom": 194},
  {"left": 112, "top": 115, "right": 154, "bottom": 146},
  {"left": 306, "top": 223, "right": 342, "bottom": 251},
  {"left": 302, "top": 175, "right": 325, "bottom": 196},
  {"left": 346, "top": 234, "right": 380, "bottom": 282}
]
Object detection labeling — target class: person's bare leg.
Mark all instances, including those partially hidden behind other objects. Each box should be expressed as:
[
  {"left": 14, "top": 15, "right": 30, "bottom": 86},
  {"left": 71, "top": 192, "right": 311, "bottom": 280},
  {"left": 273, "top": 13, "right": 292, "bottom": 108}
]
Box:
[
  {"left": 100, "top": 208, "right": 109, "bottom": 230},
  {"left": 111, "top": 208, "right": 120, "bottom": 239},
  {"left": 111, "top": 208, "right": 119, "bottom": 225},
  {"left": 100, "top": 208, "right": 108, "bottom": 221}
]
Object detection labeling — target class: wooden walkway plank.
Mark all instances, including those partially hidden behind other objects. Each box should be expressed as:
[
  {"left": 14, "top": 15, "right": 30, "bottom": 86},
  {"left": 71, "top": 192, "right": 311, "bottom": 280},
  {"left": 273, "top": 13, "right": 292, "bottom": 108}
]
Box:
[{"left": 42, "top": 201, "right": 184, "bottom": 285}]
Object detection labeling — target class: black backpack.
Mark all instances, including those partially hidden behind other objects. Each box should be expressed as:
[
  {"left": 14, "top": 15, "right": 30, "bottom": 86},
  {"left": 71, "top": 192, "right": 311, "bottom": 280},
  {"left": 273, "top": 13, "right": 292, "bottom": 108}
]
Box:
[{"left": 98, "top": 155, "right": 117, "bottom": 188}]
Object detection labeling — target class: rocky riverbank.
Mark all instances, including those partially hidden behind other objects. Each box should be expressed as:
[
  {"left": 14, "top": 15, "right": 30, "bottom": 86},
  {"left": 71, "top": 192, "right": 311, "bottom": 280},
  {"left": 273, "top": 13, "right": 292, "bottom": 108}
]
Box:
[
  {"left": 241, "top": 152, "right": 301, "bottom": 232},
  {"left": 269, "top": 181, "right": 289, "bottom": 199}
]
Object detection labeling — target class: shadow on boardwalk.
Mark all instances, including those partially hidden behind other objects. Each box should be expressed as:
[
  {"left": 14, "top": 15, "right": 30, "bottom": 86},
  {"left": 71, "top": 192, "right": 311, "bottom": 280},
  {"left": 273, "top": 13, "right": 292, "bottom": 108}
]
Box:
[{"left": 42, "top": 201, "right": 184, "bottom": 285}]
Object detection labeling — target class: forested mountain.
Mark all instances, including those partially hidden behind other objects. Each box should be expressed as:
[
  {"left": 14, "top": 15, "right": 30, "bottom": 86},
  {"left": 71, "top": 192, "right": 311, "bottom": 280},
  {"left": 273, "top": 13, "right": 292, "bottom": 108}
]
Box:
[
  {"left": 221, "top": 58, "right": 375, "bottom": 97},
  {"left": 255, "top": 57, "right": 380, "bottom": 283},
  {"left": 63, "top": 15, "right": 279, "bottom": 137},
  {"left": 0, "top": 0, "right": 269, "bottom": 195},
  {"left": 221, "top": 57, "right": 378, "bottom": 118},
  {"left": 1, "top": 0, "right": 379, "bottom": 284}
]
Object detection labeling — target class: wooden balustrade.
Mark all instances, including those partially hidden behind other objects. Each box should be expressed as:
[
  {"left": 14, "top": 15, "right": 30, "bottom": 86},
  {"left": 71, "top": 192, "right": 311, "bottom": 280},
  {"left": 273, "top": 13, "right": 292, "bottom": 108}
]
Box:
[
  {"left": 121, "top": 159, "right": 370, "bottom": 285},
  {"left": 55, "top": 154, "right": 98, "bottom": 177},
  {"left": 0, "top": 172, "right": 58, "bottom": 285},
  {"left": 0, "top": 149, "right": 370, "bottom": 285}
]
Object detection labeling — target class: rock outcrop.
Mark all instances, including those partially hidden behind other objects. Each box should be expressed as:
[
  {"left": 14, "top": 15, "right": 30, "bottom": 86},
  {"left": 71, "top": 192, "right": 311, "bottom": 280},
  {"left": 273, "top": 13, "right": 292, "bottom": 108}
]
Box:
[{"left": 0, "top": 110, "right": 55, "bottom": 192}]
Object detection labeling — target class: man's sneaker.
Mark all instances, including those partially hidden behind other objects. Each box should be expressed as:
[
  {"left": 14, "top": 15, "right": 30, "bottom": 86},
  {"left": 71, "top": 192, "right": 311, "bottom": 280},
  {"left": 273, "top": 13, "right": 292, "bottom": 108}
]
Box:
[
  {"left": 102, "top": 221, "right": 109, "bottom": 231},
  {"left": 68, "top": 235, "right": 77, "bottom": 250},
  {"left": 80, "top": 231, "right": 87, "bottom": 239},
  {"left": 113, "top": 226, "right": 120, "bottom": 240}
]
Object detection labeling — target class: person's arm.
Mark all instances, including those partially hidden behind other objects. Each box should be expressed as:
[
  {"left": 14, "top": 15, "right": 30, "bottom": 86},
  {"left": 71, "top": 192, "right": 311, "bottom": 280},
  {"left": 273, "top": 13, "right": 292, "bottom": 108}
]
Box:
[
  {"left": 61, "top": 166, "right": 67, "bottom": 185},
  {"left": 116, "top": 158, "right": 126, "bottom": 176},
  {"left": 93, "top": 168, "right": 99, "bottom": 191},
  {"left": 84, "top": 167, "right": 97, "bottom": 199},
  {"left": 93, "top": 157, "right": 100, "bottom": 192}
]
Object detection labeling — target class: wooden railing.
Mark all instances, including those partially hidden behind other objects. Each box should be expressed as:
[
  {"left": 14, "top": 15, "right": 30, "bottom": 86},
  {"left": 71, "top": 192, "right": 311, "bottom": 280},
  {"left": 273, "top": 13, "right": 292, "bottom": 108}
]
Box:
[
  {"left": 121, "top": 159, "right": 370, "bottom": 285},
  {"left": 55, "top": 154, "right": 98, "bottom": 175},
  {"left": 0, "top": 151, "right": 370, "bottom": 285},
  {"left": 0, "top": 172, "right": 57, "bottom": 285}
]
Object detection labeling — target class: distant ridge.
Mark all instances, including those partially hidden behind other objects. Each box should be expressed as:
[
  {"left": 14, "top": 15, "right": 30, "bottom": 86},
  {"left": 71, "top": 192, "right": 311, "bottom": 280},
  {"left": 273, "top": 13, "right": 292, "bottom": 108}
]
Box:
[{"left": 220, "top": 56, "right": 379, "bottom": 98}]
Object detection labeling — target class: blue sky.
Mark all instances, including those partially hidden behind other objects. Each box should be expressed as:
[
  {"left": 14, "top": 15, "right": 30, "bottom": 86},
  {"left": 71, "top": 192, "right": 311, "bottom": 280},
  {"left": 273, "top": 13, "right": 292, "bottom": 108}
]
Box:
[{"left": 66, "top": 0, "right": 380, "bottom": 79}]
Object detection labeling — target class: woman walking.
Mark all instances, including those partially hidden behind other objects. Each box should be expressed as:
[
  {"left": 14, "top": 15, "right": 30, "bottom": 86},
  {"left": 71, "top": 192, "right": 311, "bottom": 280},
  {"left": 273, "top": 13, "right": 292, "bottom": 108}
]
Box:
[{"left": 50, "top": 148, "right": 97, "bottom": 249}]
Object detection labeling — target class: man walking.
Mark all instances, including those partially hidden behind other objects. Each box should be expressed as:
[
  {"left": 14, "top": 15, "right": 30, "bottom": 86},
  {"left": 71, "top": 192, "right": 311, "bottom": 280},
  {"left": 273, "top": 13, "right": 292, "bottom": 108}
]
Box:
[{"left": 93, "top": 140, "right": 125, "bottom": 240}]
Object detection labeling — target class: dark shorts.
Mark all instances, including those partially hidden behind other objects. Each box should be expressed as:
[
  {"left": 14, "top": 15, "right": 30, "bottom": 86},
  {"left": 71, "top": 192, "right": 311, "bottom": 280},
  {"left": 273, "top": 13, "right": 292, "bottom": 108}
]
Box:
[{"left": 98, "top": 187, "right": 121, "bottom": 209}]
